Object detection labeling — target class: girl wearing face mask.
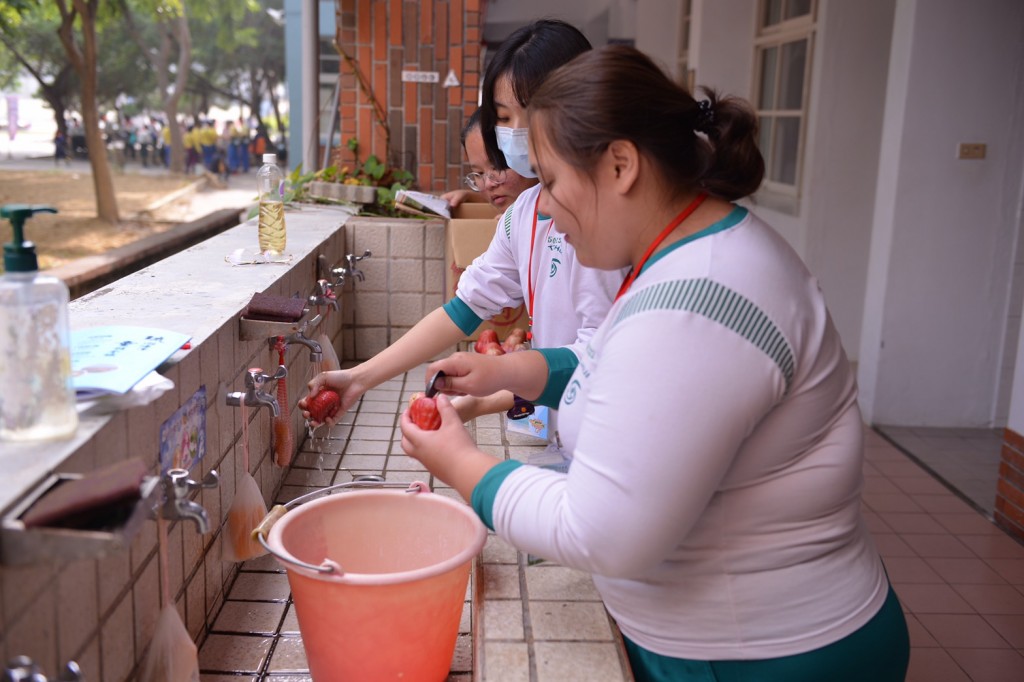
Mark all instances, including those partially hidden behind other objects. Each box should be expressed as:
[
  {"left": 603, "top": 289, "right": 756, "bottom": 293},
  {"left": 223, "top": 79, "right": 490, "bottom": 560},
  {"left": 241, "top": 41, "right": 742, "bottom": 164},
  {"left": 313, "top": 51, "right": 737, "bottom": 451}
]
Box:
[{"left": 300, "top": 20, "right": 625, "bottom": 454}]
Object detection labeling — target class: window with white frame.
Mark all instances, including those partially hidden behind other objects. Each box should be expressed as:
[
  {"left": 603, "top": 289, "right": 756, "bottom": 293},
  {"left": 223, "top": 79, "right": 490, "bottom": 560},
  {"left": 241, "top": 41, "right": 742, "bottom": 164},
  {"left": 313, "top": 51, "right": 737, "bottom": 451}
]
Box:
[
  {"left": 319, "top": 39, "right": 341, "bottom": 144},
  {"left": 677, "top": 0, "right": 694, "bottom": 91},
  {"left": 754, "top": 0, "right": 815, "bottom": 194}
]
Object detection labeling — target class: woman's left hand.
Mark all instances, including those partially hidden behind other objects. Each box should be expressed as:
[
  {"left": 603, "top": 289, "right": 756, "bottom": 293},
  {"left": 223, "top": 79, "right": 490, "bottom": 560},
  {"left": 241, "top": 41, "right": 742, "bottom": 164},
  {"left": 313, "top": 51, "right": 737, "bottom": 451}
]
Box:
[{"left": 400, "top": 394, "right": 496, "bottom": 499}]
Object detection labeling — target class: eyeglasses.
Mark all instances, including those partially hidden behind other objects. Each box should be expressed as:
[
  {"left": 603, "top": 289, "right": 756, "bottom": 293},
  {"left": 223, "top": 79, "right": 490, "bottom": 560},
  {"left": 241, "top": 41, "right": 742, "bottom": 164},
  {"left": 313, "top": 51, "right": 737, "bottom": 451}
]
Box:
[{"left": 464, "top": 169, "right": 507, "bottom": 192}]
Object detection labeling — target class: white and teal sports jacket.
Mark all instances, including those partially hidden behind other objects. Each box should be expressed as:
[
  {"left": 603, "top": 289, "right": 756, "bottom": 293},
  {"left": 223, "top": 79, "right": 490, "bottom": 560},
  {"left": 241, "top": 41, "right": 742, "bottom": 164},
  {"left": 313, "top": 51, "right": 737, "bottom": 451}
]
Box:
[{"left": 473, "top": 206, "right": 889, "bottom": 661}]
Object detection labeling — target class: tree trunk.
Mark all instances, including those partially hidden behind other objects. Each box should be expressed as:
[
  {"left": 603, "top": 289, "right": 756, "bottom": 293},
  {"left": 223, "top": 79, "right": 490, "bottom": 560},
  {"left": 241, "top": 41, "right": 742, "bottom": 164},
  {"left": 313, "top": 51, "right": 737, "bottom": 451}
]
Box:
[
  {"left": 57, "top": 0, "right": 118, "bottom": 224},
  {"left": 164, "top": 12, "right": 191, "bottom": 174},
  {"left": 269, "top": 86, "right": 285, "bottom": 148}
]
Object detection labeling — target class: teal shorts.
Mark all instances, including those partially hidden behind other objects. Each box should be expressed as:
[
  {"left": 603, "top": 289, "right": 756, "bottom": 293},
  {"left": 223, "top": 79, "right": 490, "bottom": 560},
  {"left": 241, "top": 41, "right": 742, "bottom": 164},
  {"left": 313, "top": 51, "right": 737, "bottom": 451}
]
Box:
[{"left": 623, "top": 585, "right": 909, "bottom": 682}]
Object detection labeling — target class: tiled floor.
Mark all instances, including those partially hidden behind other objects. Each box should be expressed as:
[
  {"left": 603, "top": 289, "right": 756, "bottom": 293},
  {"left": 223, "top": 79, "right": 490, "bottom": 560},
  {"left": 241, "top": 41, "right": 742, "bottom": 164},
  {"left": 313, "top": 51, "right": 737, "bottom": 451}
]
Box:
[
  {"left": 198, "top": 369, "right": 1024, "bottom": 681},
  {"left": 876, "top": 425, "right": 1003, "bottom": 516}
]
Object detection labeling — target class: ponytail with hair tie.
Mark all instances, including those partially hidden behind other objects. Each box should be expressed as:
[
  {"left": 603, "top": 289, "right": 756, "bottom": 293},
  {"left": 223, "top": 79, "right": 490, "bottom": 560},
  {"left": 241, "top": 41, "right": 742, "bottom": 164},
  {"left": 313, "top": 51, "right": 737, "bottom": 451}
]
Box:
[{"left": 695, "top": 99, "right": 715, "bottom": 135}]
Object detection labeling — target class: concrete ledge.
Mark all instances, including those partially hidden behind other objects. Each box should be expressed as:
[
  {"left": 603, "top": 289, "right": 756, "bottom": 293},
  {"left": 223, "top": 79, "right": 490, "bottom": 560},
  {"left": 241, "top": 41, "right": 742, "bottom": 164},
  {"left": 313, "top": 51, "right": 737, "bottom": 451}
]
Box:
[{"left": 49, "top": 207, "right": 246, "bottom": 299}]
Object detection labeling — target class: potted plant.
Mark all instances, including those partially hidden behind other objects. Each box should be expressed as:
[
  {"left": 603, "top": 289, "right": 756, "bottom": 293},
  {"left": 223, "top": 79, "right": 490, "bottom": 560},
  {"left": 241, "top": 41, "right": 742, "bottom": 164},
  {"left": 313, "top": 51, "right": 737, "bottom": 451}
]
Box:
[{"left": 306, "top": 138, "right": 415, "bottom": 214}]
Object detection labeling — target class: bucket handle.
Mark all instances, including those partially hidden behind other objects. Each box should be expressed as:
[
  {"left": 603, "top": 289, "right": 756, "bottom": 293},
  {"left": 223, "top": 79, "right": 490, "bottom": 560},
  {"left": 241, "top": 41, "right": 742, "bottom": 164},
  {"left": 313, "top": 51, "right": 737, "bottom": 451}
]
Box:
[{"left": 252, "top": 479, "right": 430, "bottom": 575}]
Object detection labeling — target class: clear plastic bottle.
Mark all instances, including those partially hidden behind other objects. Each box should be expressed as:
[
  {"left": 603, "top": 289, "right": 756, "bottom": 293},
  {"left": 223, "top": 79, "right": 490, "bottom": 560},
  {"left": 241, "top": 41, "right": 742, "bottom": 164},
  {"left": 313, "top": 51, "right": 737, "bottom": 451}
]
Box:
[
  {"left": 257, "top": 153, "right": 286, "bottom": 255},
  {"left": 0, "top": 204, "right": 78, "bottom": 441}
]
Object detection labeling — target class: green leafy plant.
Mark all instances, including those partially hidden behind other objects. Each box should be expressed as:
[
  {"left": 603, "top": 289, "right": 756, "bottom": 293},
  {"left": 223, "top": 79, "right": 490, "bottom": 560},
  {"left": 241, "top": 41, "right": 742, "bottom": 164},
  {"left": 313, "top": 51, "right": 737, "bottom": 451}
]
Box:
[{"left": 290, "top": 138, "right": 416, "bottom": 216}]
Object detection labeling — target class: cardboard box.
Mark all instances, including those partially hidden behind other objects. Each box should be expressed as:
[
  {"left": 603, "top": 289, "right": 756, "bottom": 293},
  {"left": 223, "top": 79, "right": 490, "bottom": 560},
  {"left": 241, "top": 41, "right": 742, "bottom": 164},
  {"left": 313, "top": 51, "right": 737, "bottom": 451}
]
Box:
[
  {"left": 451, "top": 201, "right": 501, "bottom": 220},
  {"left": 445, "top": 207, "right": 528, "bottom": 342}
]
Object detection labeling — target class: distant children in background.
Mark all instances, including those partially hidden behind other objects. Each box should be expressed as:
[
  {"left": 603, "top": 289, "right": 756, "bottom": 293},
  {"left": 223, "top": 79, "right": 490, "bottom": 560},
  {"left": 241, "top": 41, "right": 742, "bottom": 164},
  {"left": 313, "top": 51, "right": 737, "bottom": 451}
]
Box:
[
  {"left": 228, "top": 118, "right": 251, "bottom": 173},
  {"left": 54, "top": 130, "right": 70, "bottom": 166}
]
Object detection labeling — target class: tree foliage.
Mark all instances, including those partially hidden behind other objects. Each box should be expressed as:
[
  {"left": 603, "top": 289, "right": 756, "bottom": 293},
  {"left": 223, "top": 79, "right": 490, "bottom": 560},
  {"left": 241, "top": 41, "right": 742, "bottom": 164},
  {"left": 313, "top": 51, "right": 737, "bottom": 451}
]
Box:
[
  {"left": 0, "top": 5, "right": 78, "bottom": 130},
  {"left": 0, "top": 0, "right": 287, "bottom": 215}
]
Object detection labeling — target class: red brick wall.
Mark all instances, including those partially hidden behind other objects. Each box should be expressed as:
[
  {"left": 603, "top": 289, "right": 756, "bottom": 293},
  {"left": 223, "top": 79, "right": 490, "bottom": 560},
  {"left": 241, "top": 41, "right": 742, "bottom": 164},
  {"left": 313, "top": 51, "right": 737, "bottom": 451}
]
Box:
[
  {"left": 334, "top": 0, "right": 483, "bottom": 193},
  {"left": 996, "top": 428, "right": 1024, "bottom": 541}
]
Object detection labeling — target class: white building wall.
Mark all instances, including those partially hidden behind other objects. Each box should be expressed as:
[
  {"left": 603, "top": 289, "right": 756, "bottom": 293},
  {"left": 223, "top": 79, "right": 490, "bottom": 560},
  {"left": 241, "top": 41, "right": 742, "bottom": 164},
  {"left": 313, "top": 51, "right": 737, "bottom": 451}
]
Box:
[
  {"left": 642, "top": 1, "right": 892, "bottom": 358},
  {"left": 635, "top": 0, "right": 683, "bottom": 78},
  {"left": 481, "top": 0, "right": 633, "bottom": 44},
  {"left": 798, "top": 0, "right": 893, "bottom": 357},
  {"left": 861, "top": 0, "right": 1024, "bottom": 426}
]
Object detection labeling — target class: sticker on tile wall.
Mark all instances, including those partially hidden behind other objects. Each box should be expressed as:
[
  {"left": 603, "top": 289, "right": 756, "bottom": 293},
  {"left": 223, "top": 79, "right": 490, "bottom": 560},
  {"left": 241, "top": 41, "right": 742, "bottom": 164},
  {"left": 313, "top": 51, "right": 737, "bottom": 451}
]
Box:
[{"left": 159, "top": 385, "right": 207, "bottom": 472}]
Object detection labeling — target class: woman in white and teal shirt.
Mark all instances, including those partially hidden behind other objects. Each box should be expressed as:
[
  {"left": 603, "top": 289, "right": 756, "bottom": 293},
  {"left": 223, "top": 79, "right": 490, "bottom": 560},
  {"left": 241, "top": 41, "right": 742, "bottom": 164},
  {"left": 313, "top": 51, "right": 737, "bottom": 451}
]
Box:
[{"left": 401, "top": 46, "right": 910, "bottom": 682}]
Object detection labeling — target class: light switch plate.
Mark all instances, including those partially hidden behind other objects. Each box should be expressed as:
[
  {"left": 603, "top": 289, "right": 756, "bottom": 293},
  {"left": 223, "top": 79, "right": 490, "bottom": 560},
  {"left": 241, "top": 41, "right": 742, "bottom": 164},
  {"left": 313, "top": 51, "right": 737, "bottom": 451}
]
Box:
[{"left": 957, "top": 143, "right": 986, "bottom": 160}]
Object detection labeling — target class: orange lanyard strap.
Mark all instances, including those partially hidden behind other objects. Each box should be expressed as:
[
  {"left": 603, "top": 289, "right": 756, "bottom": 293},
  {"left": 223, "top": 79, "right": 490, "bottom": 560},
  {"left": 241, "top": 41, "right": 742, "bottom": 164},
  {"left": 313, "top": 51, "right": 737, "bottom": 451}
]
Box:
[{"left": 615, "top": 192, "right": 709, "bottom": 302}]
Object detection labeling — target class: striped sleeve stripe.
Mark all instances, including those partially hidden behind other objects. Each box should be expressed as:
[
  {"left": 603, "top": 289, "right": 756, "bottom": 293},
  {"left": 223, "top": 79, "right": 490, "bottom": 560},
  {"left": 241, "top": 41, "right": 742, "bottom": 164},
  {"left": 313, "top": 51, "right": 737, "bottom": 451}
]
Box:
[
  {"left": 612, "top": 278, "right": 795, "bottom": 390},
  {"left": 502, "top": 205, "right": 513, "bottom": 240}
]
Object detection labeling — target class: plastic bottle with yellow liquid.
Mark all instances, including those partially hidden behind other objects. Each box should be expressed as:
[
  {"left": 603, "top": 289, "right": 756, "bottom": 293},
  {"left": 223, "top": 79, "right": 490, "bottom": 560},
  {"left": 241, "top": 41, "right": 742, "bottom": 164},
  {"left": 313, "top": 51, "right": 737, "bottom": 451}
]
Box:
[{"left": 257, "top": 153, "right": 286, "bottom": 255}]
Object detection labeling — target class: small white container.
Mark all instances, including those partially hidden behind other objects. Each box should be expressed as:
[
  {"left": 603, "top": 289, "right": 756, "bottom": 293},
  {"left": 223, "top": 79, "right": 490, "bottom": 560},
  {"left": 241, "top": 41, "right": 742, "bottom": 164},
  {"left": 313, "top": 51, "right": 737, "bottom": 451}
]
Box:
[{"left": 0, "top": 205, "right": 78, "bottom": 441}]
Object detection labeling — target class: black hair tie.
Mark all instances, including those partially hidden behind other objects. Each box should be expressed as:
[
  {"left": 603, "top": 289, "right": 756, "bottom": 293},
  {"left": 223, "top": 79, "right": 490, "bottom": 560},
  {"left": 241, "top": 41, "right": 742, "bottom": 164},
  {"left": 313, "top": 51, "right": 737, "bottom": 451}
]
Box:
[{"left": 695, "top": 99, "right": 715, "bottom": 133}]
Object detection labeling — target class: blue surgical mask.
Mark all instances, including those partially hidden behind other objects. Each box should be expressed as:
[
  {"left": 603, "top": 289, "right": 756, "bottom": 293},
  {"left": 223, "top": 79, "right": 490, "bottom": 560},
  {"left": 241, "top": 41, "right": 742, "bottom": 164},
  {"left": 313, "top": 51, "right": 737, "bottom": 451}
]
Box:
[{"left": 495, "top": 126, "right": 537, "bottom": 178}]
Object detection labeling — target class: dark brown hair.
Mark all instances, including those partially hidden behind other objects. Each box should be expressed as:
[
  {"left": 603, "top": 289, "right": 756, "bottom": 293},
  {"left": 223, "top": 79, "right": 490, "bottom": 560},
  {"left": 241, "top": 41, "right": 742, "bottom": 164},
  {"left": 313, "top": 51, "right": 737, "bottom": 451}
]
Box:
[
  {"left": 528, "top": 45, "right": 764, "bottom": 201},
  {"left": 479, "top": 19, "right": 592, "bottom": 170}
]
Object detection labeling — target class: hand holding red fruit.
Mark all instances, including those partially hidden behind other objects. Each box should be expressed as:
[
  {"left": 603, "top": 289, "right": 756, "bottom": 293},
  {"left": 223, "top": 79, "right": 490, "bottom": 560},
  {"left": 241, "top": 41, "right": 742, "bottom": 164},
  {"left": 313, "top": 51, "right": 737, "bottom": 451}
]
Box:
[
  {"left": 400, "top": 394, "right": 488, "bottom": 498},
  {"left": 306, "top": 388, "right": 340, "bottom": 424},
  {"left": 407, "top": 394, "right": 442, "bottom": 430}
]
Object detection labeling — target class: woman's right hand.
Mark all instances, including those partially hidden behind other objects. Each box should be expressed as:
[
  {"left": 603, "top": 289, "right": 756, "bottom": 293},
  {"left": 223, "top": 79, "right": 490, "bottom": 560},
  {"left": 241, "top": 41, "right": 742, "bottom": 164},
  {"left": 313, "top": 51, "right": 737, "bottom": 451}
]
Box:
[
  {"left": 298, "top": 369, "right": 366, "bottom": 426},
  {"left": 427, "top": 352, "right": 517, "bottom": 399}
]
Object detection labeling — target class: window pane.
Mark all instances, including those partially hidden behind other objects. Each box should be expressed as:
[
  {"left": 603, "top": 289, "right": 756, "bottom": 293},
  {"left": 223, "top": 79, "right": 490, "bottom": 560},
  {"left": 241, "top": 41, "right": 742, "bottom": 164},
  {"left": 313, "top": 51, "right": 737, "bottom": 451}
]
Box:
[
  {"left": 771, "top": 116, "right": 800, "bottom": 185},
  {"left": 319, "top": 84, "right": 337, "bottom": 139},
  {"left": 779, "top": 39, "right": 807, "bottom": 110},
  {"left": 758, "top": 115, "right": 772, "bottom": 169},
  {"left": 763, "top": 0, "right": 783, "bottom": 27},
  {"left": 320, "top": 40, "right": 340, "bottom": 74},
  {"left": 785, "top": 0, "right": 813, "bottom": 20},
  {"left": 758, "top": 47, "right": 778, "bottom": 109}
]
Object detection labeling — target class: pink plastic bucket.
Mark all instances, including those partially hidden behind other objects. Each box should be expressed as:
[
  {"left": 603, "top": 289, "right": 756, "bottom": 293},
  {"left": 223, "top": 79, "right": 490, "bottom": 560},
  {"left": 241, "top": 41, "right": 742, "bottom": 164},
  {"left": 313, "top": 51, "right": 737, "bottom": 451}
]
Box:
[{"left": 265, "top": 483, "right": 486, "bottom": 681}]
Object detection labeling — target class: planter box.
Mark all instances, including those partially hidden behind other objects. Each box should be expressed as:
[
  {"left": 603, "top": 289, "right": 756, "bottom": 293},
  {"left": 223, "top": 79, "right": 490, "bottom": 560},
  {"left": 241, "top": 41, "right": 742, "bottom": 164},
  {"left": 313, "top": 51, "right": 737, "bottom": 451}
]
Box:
[{"left": 308, "top": 181, "right": 379, "bottom": 204}]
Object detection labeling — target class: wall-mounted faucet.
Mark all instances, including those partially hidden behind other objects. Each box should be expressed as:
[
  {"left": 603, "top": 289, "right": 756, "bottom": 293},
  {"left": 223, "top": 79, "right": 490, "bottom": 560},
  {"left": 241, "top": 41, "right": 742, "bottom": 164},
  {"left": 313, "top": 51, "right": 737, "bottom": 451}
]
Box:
[
  {"left": 307, "top": 279, "right": 339, "bottom": 312},
  {"left": 283, "top": 329, "right": 322, "bottom": 363},
  {"left": 226, "top": 366, "right": 286, "bottom": 417},
  {"left": 3, "top": 656, "right": 82, "bottom": 682},
  {"left": 323, "top": 249, "right": 372, "bottom": 290},
  {"left": 158, "top": 468, "right": 219, "bottom": 534}
]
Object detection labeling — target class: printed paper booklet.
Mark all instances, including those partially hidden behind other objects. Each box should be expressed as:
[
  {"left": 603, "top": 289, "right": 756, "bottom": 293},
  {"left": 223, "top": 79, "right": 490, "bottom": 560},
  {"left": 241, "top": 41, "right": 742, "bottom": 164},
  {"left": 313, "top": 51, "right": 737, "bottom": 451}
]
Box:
[
  {"left": 394, "top": 189, "right": 451, "bottom": 219},
  {"left": 71, "top": 325, "right": 191, "bottom": 398}
]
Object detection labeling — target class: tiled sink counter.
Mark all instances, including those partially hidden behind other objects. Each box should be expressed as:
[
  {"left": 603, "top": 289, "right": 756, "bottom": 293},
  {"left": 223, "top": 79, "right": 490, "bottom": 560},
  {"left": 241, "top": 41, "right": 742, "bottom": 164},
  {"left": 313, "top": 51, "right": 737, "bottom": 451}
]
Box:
[{"left": 0, "top": 205, "right": 634, "bottom": 680}]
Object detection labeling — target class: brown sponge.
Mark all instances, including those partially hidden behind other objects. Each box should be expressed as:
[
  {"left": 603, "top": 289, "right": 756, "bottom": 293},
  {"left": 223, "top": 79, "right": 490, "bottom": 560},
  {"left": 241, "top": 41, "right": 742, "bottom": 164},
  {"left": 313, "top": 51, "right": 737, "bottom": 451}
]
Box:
[
  {"left": 21, "top": 458, "right": 149, "bottom": 529},
  {"left": 243, "top": 292, "right": 306, "bottom": 323}
]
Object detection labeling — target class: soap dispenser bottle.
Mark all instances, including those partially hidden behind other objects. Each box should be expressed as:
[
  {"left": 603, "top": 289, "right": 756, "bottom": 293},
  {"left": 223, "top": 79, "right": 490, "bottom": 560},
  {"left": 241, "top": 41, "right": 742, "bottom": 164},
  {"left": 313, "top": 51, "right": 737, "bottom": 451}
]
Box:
[{"left": 0, "top": 204, "right": 78, "bottom": 441}]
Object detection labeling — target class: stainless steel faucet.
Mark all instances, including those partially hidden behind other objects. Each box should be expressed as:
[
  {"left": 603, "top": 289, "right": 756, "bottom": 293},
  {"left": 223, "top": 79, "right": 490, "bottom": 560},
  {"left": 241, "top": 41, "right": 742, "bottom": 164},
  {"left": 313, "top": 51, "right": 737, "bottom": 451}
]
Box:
[
  {"left": 159, "top": 468, "right": 219, "bottom": 534},
  {"left": 326, "top": 249, "right": 372, "bottom": 289},
  {"left": 283, "top": 330, "right": 322, "bottom": 362},
  {"left": 308, "top": 279, "right": 339, "bottom": 312},
  {"left": 3, "top": 656, "right": 82, "bottom": 681},
  {"left": 345, "top": 250, "right": 371, "bottom": 281},
  {"left": 226, "top": 366, "right": 286, "bottom": 416}
]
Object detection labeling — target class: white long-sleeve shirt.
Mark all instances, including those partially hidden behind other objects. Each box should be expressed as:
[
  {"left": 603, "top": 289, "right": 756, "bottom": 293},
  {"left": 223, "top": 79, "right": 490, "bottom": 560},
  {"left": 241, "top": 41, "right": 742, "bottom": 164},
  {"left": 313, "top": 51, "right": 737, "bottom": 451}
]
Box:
[{"left": 474, "top": 207, "right": 888, "bottom": 660}]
